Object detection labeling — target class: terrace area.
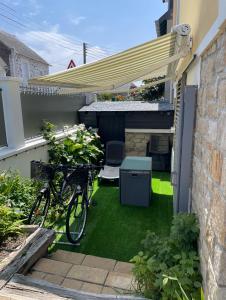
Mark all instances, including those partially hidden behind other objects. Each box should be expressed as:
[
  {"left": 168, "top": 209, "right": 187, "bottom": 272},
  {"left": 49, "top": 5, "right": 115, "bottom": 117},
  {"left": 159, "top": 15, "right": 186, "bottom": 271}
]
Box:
[
  {"left": 50, "top": 171, "right": 173, "bottom": 262},
  {"left": 0, "top": 19, "right": 202, "bottom": 299}
]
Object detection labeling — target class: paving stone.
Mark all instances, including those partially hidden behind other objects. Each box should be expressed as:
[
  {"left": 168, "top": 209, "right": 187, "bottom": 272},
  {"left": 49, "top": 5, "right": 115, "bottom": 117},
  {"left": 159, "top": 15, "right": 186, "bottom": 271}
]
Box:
[
  {"left": 101, "top": 286, "right": 120, "bottom": 295},
  {"left": 61, "top": 278, "right": 83, "bottom": 290},
  {"left": 105, "top": 272, "right": 134, "bottom": 290},
  {"left": 0, "top": 293, "right": 34, "bottom": 300},
  {"left": 66, "top": 264, "right": 108, "bottom": 285},
  {"left": 28, "top": 270, "right": 46, "bottom": 280},
  {"left": 50, "top": 250, "right": 85, "bottom": 265},
  {"left": 82, "top": 255, "right": 116, "bottom": 271},
  {"left": 114, "top": 261, "right": 133, "bottom": 274},
  {"left": 44, "top": 274, "right": 64, "bottom": 285},
  {"left": 33, "top": 258, "right": 72, "bottom": 277},
  {"left": 80, "top": 282, "right": 102, "bottom": 293},
  {"left": 0, "top": 296, "right": 13, "bottom": 300}
]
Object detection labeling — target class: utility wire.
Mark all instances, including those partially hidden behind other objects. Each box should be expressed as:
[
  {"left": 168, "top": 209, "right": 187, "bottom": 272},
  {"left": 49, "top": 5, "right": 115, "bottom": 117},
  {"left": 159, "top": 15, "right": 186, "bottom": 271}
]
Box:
[
  {"left": 0, "top": 1, "right": 16, "bottom": 12},
  {"left": 0, "top": 1, "right": 122, "bottom": 55},
  {"left": 0, "top": 13, "right": 110, "bottom": 61},
  {"left": 0, "top": 1, "right": 121, "bottom": 64},
  {"left": 0, "top": 14, "right": 84, "bottom": 54},
  {"left": 0, "top": 2, "right": 119, "bottom": 55}
]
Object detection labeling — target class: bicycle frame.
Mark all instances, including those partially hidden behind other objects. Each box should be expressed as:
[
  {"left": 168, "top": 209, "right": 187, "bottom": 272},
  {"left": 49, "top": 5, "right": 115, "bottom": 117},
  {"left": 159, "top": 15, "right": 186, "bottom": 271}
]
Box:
[{"left": 30, "top": 160, "right": 101, "bottom": 245}]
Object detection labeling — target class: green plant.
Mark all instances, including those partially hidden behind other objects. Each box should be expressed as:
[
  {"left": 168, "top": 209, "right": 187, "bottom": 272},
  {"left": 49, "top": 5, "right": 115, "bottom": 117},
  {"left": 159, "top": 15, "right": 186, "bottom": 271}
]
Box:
[
  {"left": 131, "top": 213, "right": 202, "bottom": 300},
  {"left": 0, "top": 171, "right": 40, "bottom": 218},
  {"left": 97, "top": 93, "right": 113, "bottom": 101},
  {"left": 130, "top": 76, "right": 166, "bottom": 101},
  {"left": 170, "top": 213, "right": 199, "bottom": 251},
  {"left": 42, "top": 122, "right": 103, "bottom": 165},
  {"left": 0, "top": 205, "right": 22, "bottom": 242}
]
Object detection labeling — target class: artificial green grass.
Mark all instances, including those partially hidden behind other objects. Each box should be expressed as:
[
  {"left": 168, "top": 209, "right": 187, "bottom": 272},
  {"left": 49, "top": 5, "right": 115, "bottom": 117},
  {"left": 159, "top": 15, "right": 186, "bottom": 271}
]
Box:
[{"left": 50, "top": 172, "right": 173, "bottom": 262}]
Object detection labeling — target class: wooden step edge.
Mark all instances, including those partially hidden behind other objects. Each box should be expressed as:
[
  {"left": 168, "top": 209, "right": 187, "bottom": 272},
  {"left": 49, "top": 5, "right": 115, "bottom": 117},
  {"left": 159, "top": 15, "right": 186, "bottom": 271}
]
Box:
[{"left": 0, "top": 228, "right": 55, "bottom": 290}]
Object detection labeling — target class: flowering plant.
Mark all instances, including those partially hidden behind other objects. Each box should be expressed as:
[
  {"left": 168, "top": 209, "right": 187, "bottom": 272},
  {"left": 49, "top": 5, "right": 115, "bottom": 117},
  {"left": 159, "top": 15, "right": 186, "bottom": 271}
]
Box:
[
  {"left": 42, "top": 122, "right": 103, "bottom": 165},
  {"left": 116, "top": 95, "right": 125, "bottom": 101}
]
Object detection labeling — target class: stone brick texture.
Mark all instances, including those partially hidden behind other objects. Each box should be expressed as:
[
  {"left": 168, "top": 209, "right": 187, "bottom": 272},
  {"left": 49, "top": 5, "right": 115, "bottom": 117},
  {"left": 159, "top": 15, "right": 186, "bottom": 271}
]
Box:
[
  {"left": 191, "top": 27, "right": 226, "bottom": 299},
  {"left": 14, "top": 54, "right": 49, "bottom": 80},
  {"left": 125, "top": 132, "right": 150, "bottom": 156}
]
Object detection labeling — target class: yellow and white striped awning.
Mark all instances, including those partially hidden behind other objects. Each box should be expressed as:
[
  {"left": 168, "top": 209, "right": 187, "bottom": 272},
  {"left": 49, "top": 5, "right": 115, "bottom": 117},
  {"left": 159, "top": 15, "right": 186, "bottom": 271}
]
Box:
[{"left": 30, "top": 24, "right": 191, "bottom": 93}]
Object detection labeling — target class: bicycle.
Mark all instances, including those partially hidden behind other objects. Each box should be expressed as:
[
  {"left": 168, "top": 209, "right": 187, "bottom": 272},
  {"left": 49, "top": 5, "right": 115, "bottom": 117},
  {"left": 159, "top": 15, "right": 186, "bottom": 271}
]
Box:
[
  {"left": 66, "top": 163, "right": 101, "bottom": 244},
  {"left": 28, "top": 160, "right": 100, "bottom": 244}
]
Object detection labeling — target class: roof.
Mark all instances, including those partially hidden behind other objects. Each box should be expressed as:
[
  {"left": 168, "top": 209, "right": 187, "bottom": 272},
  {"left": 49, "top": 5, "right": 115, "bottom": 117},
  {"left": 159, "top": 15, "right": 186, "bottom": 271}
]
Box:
[
  {"left": 79, "top": 101, "right": 174, "bottom": 112},
  {"left": 29, "top": 24, "right": 191, "bottom": 92},
  {"left": 0, "top": 30, "right": 49, "bottom": 65}
]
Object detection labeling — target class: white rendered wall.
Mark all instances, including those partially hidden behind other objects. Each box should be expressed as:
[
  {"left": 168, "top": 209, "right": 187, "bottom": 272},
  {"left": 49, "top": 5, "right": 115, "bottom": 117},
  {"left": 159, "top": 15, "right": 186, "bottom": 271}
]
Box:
[{"left": 0, "top": 143, "right": 49, "bottom": 177}]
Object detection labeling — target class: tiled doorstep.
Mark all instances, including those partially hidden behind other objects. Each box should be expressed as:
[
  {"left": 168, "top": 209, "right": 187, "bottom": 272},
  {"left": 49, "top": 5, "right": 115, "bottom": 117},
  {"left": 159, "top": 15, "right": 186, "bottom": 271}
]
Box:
[
  {"left": 66, "top": 264, "right": 108, "bottom": 285},
  {"left": 33, "top": 258, "right": 72, "bottom": 277},
  {"left": 49, "top": 250, "right": 133, "bottom": 274},
  {"left": 29, "top": 270, "right": 134, "bottom": 295},
  {"left": 29, "top": 250, "right": 135, "bottom": 295}
]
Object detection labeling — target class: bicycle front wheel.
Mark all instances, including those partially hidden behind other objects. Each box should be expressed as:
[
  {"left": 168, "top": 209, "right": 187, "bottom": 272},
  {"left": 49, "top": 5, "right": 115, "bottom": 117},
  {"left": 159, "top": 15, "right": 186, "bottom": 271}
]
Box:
[
  {"left": 87, "top": 170, "right": 94, "bottom": 202},
  {"left": 66, "top": 194, "right": 87, "bottom": 244},
  {"left": 28, "top": 193, "right": 50, "bottom": 227}
]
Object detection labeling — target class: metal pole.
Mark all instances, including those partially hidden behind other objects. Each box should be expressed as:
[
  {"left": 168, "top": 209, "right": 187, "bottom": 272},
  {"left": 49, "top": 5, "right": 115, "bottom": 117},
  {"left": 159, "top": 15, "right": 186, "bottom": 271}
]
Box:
[{"left": 83, "top": 42, "right": 87, "bottom": 64}]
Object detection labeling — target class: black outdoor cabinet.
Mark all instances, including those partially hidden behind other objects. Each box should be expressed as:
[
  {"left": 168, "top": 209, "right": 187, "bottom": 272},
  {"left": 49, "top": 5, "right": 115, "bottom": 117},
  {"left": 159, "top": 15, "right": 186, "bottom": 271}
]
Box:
[{"left": 120, "top": 157, "right": 152, "bottom": 207}]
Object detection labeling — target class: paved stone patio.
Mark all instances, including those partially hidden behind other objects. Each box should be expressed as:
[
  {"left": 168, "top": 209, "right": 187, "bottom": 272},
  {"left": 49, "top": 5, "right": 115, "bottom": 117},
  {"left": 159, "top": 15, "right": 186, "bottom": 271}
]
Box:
[{"left": 27, "top": 250, "right": 135, "bottom": 295}]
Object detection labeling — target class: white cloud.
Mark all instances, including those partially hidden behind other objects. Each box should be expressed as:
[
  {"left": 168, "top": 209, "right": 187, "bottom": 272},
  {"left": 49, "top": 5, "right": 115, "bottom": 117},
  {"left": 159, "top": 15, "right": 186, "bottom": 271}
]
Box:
[
  {"left": 16, "top": 25, "right": 110, "bottom": 74},
  {"left": 28, "top": 0, "right": 42, "bottom": 16},
  {"left": 70, "top": 16, "right": 86, "bottom": 26}
]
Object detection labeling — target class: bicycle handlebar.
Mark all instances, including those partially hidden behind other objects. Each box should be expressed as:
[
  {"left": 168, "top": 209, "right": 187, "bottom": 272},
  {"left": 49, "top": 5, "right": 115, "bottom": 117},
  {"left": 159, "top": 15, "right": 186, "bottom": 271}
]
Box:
[{"left": 31, "top": 160, "right": 102, "bottom": 173}]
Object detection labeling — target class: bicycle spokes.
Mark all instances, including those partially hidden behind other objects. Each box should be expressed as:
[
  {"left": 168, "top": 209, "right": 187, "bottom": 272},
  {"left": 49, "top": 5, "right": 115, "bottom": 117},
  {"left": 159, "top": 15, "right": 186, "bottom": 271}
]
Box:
[{"left": 66, "top": 196, "right": 87, "bottom": 243}]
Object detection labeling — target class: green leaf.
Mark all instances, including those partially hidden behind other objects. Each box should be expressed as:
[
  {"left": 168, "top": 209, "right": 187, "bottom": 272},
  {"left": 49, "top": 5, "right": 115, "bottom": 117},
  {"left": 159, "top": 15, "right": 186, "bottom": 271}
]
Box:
[{"left": 163, "top": 277, "right": 169, "bottom": 286}]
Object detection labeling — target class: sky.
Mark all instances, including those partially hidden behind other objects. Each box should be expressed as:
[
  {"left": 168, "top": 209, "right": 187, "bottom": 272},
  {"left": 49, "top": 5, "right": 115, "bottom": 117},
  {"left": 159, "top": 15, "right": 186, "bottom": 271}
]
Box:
[{"left": 0, "top": 0, "right": 167, "bottom": 73}]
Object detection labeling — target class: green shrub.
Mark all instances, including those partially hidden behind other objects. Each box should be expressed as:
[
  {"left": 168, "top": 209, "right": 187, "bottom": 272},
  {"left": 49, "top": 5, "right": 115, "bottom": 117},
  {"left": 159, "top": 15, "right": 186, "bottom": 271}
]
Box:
[
  {"left": 0, "top": 205, "right": 22, "bottom": 242},
  {"left": 0, "top": 171, "right": 39, "bottom": 218},
  {"left": 170, "top": 213, "right": 199, "bottom": 251},
  {"left": 42, "top": 122, "right": 104, "bottom": 165},
  {"left": 131, "top": 213, "right": 201, "bottom": 300}
]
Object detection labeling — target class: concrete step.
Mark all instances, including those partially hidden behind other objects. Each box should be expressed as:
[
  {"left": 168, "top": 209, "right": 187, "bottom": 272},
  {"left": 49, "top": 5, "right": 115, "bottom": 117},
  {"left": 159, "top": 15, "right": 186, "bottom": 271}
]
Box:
[{"left": 26, "top": 250, "right": 136, "bottom": 296}]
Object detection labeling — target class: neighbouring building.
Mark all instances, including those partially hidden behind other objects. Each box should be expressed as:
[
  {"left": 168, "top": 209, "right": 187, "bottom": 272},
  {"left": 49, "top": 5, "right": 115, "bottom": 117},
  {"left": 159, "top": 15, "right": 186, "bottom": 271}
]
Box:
[
  {"left": 155, "top": 0, "right": 173, "bottom": 37},
  {"left": 0, "top": 30, "right": 49, "bottom": 82},
  {"left": 171, "top": 0, "right": 226, "bottom": 299},
  {"left": 155, "top": 0, "right": 174, "bottom": 102}
]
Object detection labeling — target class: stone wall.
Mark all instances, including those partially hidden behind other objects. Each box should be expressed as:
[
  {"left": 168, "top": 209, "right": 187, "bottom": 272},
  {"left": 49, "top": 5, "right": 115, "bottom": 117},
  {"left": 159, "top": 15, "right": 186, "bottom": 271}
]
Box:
[
  {"left": 14, "top": 54, "right": 49, "bottom": 81},
  {"left": 125, "top": 132, "right": 151, "bottom": 156},
  {"left": 125, "top": 131, "right": 173, "bottom": 156},
  {"left": 191, "top": 27, "right": 226, "bottom": 299}
]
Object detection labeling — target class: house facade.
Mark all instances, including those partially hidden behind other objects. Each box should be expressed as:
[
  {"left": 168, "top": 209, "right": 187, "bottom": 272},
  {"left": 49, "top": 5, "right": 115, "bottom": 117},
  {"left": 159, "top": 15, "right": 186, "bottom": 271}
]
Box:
[
  {"left": 0, "top": 30, "right": 49, "bottom": 82},
  {"left": 155, "top": 0, "right": 174, "bottom": 102},
  {"left": 171, "top": 1, "right": 226, "bottom": 299}
]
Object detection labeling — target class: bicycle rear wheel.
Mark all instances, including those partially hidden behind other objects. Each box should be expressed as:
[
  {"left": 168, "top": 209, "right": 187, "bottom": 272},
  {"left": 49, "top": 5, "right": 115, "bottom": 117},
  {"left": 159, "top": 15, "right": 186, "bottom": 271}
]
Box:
[
  {"left": 28, "top": 193, "right": 50, "bottom": 227},
  {"left": 66, "top": 193, "right": 87, "bottom": 244}
]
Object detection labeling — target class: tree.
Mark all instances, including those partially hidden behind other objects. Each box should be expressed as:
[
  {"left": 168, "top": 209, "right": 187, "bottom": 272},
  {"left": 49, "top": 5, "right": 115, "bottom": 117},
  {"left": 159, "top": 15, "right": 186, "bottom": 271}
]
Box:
[{"left": 130, "top": 76, "right": 166, "bottom": 101}]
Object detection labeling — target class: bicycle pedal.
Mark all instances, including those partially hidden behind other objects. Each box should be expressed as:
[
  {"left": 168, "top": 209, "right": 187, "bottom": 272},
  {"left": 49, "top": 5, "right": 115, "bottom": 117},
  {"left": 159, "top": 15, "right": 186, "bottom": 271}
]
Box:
[{"left": 91, "top": 200, "right": 97, "bottom": 207}]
